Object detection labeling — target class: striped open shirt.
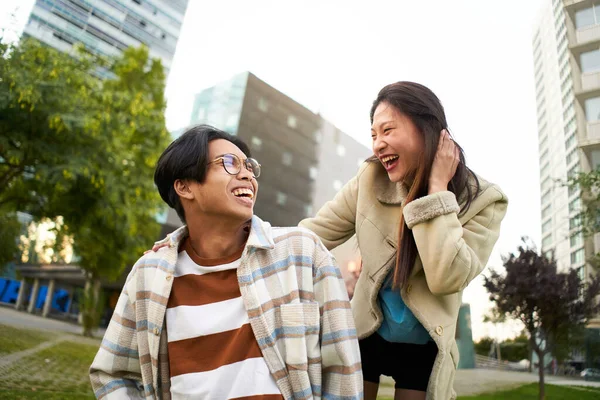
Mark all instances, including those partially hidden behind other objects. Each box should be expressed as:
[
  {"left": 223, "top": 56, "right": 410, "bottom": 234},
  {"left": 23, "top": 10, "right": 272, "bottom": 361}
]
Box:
[{"left": 89, "top": 215, "right": 363, "bottom": 399}]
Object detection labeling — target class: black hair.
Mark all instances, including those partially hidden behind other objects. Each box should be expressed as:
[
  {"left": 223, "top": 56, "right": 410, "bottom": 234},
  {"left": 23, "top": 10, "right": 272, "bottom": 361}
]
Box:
[{"left": 154, "top": 125, "right": 251, "bottom": 223}]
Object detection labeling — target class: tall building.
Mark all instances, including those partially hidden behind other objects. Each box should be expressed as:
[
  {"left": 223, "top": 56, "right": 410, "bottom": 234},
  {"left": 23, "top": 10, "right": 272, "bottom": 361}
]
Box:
[
  {"left": 22, "top": 0, "right": 189, "bottom": 74},
  {"left": 533, "top": 0, "right": 600, "bottom": 366},
  {"left": 186, "top": 72, "right": 372, "bottom": 228}
]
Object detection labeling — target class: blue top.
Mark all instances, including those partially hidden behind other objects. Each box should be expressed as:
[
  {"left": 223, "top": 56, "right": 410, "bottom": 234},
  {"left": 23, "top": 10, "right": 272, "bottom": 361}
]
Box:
[{"left": 377, "top": 276, "right": 431, "bottom": 344}]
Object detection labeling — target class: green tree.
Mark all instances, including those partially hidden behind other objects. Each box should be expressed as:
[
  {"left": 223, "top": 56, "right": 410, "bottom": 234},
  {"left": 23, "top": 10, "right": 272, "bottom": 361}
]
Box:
[
  {"left": 0, "top": 213, "right": 21, "bottom": 274},
  {"left": 44, "top": 46, "right": 171, "bottom": 335},
  {"left": 483, "top": 239, "right": 600, "bottom": 400},
  {"left": 0, "top": 38, "right": 100, "bottom": 210},
  {"left": 474, "top": 337, "right": 494, "bottom": 357},
  {"left": 0, "top": 38, "right": 171, "bottom": 335}
]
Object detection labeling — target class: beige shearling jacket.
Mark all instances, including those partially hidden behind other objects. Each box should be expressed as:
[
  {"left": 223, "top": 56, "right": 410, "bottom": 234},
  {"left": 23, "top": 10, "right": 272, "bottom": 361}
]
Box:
[{"left": 299, "top": 162, "right": 508, "bottom": 400}]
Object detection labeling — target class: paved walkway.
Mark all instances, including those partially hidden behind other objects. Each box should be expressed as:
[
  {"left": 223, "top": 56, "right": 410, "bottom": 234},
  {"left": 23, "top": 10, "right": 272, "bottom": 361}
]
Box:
[
  {"left": 0, "top": 305, "right": 105, "bottom": 339},
  {"left": 378, "top": 369, "right": 600, "bottom": 398}
]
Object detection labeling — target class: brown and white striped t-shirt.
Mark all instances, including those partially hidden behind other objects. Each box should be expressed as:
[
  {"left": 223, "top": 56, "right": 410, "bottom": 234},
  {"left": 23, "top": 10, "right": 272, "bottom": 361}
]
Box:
[{"left": 166, "top": 239, "right": 283, "bottom": 400}]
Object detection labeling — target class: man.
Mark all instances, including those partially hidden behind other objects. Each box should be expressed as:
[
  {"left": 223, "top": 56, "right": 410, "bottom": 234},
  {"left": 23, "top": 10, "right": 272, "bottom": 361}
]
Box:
[{"left": 89, "top": 125, "right": 362, "bottom": 399}]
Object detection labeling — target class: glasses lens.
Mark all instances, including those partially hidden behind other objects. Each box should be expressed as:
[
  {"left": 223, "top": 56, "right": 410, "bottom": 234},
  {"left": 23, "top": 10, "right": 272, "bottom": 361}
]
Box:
[
  {"left": 222, "top": 154, "right": 241, "bottom": 175},
  {"left": 247, "top": 158, "right": 261, "bottom": 178}
]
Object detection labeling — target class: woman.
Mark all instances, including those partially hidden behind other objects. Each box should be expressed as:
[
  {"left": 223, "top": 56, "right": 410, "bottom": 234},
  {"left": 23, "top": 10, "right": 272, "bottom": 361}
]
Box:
[{"left": 299, "top": 82, "right": 508, "bottom": 400}]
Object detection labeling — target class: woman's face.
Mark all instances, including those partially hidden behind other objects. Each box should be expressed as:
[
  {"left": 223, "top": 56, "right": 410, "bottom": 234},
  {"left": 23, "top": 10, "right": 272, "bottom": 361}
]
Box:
[{"left": 371, "top": 102, "right": 424, "bottom": 183}]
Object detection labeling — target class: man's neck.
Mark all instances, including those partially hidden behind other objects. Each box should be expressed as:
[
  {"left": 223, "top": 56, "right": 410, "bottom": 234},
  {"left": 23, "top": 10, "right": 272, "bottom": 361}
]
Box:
[{"left": 186, "top": 215, "right": 251, "bottom": 260}]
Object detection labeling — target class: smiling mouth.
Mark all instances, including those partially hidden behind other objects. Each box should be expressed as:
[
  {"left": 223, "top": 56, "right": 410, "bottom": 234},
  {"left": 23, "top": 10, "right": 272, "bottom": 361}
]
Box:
[
  {"left": 380, "top": 155, "right": 399, "bottom": 170},
  {"left": 232, "top": 188, "right": 254, "bottom": 199}
]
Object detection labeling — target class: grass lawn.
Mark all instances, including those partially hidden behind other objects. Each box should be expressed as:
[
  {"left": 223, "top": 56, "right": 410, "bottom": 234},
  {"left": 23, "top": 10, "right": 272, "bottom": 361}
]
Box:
[
  {"left": 377, "top": 383, "right": 600, "bottom": 400},
  {"left": 0, "top": 328, "right": 99, "bottom": 399},
  {"left": 0, "top": 324, "right": 56, "bottom": 356},
  {"left": 0, "top": 389, "right": 94, "bottom": 399},
  {"left": 457, "top": 383, "right": 600, "bottom": 399}
]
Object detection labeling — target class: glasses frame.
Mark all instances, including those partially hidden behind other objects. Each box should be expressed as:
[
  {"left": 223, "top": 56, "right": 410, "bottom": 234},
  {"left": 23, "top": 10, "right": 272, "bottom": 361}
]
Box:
[{"left": 207, "top": 153, "right": 261, "bottom": 178}]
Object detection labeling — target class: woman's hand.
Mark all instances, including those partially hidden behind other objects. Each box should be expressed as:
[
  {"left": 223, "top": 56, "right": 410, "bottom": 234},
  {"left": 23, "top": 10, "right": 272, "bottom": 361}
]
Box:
[
  {"left": 143, "top": 239, "right": 170, "bottom": 255},
  {"left": 428, "top": 129, "right": 460, "bottom": 194}
]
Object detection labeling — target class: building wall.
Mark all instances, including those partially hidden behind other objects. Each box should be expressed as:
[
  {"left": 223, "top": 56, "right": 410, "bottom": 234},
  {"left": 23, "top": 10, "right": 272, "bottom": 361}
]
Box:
[
  {"left": 22, "top": 0, "right": 189, "bottom": 74},
  {"left": 457, "top": 304, "right": 476, "bottom": 369},
  {"left": 187, "top": 72, "right": 371, "bottom": 229},
  {"left": 533, "top": 0, "right": 594, "bottom": 282}
]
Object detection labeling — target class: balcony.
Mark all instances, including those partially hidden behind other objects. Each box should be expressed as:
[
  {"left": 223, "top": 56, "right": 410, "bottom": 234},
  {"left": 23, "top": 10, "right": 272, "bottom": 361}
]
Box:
[
  {"left": 574, "top": 24, "right": 600, "bottom": 47},
  {"left": 581, "top": 70, "right": 600, "bottom": 92},
  {"left": 584, "top": 121, "right": 600, "bottom": 147},
  {"left": 564, "top": 0, "right": 588, "bottom": 8}
]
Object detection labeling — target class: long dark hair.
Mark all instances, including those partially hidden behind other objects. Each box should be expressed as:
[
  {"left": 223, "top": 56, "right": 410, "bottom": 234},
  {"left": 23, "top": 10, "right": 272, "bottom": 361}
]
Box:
[{"left": 369, "top": 82, "right": 480, "bottom": 289}]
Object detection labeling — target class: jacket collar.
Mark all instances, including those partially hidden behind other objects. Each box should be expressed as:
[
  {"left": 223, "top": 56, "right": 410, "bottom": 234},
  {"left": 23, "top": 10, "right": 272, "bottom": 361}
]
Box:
[
  {"left": 371, "top": 162, "right": 409, "bottom": 205},
  {"left": 165, "top": 215, "right": 275, "bottom": 252}
]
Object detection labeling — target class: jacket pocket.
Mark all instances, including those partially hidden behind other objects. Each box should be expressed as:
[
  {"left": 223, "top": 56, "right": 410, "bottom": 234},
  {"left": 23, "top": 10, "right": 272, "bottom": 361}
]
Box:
[
  {"left": 368, "top": 239, "right": 396, "bottom": 283},
  {"left": 279, "top": 302, "right": 321, "bottom": 399},
  {"left": 279, "top": 302, "right": 321, "bottom": 366}
]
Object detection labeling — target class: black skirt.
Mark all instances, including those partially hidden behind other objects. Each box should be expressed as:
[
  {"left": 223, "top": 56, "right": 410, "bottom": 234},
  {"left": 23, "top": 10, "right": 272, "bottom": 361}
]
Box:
[{"left": 359, "top": 332, "right": 438, "bottom": 391}]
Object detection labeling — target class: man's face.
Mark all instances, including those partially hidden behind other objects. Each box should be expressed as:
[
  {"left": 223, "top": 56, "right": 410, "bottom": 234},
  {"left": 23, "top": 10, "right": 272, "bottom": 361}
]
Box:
[{"left": 183, "top": 139, "right": 259, "bottom": 223}]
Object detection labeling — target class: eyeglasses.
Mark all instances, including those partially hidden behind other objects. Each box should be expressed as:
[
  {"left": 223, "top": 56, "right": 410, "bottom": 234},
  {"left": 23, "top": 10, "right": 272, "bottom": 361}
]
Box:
[{"left": 207, "top": 153, "right": 261, "bottom": 178}]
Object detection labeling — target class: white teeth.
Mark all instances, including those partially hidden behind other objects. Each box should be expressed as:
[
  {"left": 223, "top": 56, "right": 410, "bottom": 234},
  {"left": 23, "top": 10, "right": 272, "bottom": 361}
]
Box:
[
  {"left": 232, "top": 188, "right": 254, "bottom": 199},
  {"left": 381, "top": 155, "right": 399, "bottom": 163}
]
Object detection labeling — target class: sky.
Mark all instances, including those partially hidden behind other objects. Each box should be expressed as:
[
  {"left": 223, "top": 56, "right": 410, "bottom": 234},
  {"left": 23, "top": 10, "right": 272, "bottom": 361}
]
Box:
[{"left": 1, "top": 0, "right": 546, "bottom": 341}]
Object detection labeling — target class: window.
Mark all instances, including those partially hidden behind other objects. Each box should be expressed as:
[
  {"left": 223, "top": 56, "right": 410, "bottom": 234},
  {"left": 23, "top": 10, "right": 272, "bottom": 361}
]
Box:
[
  {"left": 578, "top": 266, "right": 585, "bottom": 281},
  {"left": 314, "top": 131, "right": 323, "bottom": 143},
  {"left": 276, "top": 192, "right": 287, "bottom": 206},
  {"left": 258, "top": 97, "right": 269, "bottom": 112},
  {"left": 540, "top": 148, "right": 549, "bottom": 165},
  {"left": 566, "top": 148, "right": 578, "bottom": 165},
  {"left": 541, "top": 177, "right": 551, "bottom": 192},
  {"left": 565, "top": 133, "right": 577, "bottom": 149},
  {"left": 569, "top": 183, "right": 580, "bottom": 197},
  {"left": 569, "top": 198, "right": 581, "bottom": 214},
  {"left": 570, "top": 216, "right": 581, "bottom": 230},
  {"left": 576, "top": 7, "right": 595, "bottom": 29},
  {"left": 542, "top": 204, "right": 552, "bottom": 219},
  {"left": 196, "top": 107, "right": 206, "bottom": 121},
  {"left": 581, "top": 49, "right": 600, "bottom": 74},
  {"left": 542, "top": 234, "right": 553, "bottom": 249},
  {"left": 333, "top": 180, "right": 343, "bottom": 191},
  {"left": 542, "top": 219, "right": 552, "bottom": 234},
  {"left": 592, "top": 149, "right": 600, "bottom": 169},
  {"left": 304, "top": 204, "right": 313, "bottom": 217},
  {"left": 568, "top": 164, "right": 580, "bottom": 178},
  {"left": 541, "top": 190, "right": 552, "bottom": 204},
  {"left": 225, "top": 115, "right": 239, "bottom": 132},
  {"left": 287, "top": 115, "right": 297, "bottom": 128},
  {"left": 336, "top": 145, "right": 346, "bottom": 157},
  {"left": 540, "top": 162, "right": 550, "bottom": 177},
  {"left": 309, "top": 166, "right": 318, "bottom": 180},
  {"left": 570, "top": 233, "right": 583, "bottom": 247},
  {"left": 251, "top": 137, "right": 262, "bottom": 151},
  {"left": 571, "top": 248, "right": 585, "bottom": 265},
  {"left": 282, "top": 152, "right": 292, "bottom": 166},
  {"left": 585, "top": 97, "right": 600, "bottom": 121}
]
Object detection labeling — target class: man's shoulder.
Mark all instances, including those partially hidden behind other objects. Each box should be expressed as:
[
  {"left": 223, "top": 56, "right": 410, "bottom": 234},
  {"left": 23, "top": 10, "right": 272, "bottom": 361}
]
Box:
[
  {"left": 270, "top": 226, "right": 321, "bottom": 245},
  {"left": 128, "top": 248, "right": 173, "bottom": 281}
]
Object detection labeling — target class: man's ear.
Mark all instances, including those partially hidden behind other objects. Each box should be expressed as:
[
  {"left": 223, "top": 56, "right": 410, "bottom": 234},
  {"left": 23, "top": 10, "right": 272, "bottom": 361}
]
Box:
[{"left": 174, "top": 179, "right": 194, "bottom": 200}]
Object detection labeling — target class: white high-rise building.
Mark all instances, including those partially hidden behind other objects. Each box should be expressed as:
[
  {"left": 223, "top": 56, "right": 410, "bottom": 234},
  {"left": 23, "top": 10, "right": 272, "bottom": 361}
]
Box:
[
  {"left": 533, "top": 0, "right": 600, "bottom": 348},
  {"left": 22, "top": 0, "right": 189, "bottom": 75}
]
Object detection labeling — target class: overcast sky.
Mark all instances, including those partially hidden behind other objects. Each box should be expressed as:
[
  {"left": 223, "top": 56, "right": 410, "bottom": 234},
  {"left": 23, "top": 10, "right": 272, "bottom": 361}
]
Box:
[{"left": 1, "top": 0, "right": 546, "bottom": 340}]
